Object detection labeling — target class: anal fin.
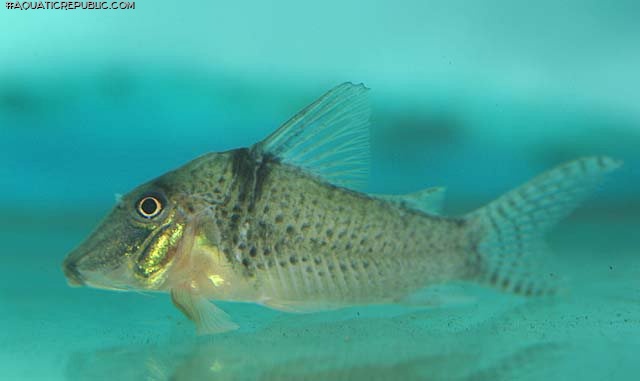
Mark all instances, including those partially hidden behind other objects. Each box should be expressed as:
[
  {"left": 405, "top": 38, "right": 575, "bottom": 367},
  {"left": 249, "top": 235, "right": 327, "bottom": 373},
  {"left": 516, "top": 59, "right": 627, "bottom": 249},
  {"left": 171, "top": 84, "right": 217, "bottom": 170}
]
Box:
[
  {"left": 262, "top": 299, "right": 344, "bottom": 313},
  {"left": 170, "top": 288, "right": 239, "bottom": 335}
]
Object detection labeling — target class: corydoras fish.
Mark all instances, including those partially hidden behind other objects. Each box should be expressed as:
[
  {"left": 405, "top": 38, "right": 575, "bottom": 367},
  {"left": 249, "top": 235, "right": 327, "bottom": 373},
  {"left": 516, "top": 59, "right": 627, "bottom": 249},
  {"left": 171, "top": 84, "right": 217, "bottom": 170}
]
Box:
[{"left": 62, "top": 83, "right": 621, "bottom": 334}]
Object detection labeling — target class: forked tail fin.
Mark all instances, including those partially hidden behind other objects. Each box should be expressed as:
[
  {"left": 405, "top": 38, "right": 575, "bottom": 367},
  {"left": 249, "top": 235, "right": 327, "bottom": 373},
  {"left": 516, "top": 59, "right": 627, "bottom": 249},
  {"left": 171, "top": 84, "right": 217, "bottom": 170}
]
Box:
[{"left": 465, "top": 156, "right": 622, "bottom": 296}]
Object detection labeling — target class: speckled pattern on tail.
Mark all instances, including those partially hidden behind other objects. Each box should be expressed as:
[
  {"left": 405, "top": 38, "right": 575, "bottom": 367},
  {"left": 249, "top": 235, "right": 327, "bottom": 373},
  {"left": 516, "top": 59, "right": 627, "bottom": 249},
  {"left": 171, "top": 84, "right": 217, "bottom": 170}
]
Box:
[{"left": 465, "top": 156, "right": 622, "bottom": 296}]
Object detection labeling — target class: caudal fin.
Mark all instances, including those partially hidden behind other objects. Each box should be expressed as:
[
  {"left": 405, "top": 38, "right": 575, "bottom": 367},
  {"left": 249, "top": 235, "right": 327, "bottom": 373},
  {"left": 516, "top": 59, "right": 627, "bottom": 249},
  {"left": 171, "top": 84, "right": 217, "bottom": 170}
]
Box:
[{"left": 465, "top": 156, "right": 621, "bottom": 296}]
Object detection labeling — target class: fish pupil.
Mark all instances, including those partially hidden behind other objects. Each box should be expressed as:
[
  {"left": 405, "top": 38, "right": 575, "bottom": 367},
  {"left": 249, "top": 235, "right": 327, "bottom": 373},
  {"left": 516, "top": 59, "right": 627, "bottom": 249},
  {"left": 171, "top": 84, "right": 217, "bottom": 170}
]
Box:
[{"left": 138, "top": 196, "right": 162, "bottom": 218}]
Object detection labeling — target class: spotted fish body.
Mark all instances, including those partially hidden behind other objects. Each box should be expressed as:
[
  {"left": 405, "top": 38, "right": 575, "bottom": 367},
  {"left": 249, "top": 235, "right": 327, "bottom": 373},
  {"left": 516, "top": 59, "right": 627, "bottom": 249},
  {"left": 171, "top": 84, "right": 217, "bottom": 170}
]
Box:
[
  {"left": 174, "top": 149, "right": 470, "bottom": 308},
  {"left": 63, "top": 83, "right": 621, "bottom": 334}
]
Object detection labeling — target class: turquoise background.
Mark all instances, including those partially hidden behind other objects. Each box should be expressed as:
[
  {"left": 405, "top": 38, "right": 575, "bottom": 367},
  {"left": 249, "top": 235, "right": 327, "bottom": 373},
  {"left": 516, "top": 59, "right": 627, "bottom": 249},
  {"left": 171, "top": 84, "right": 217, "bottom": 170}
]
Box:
[{"left": 1, "top": 1, "right": 639, "bottom": 380}]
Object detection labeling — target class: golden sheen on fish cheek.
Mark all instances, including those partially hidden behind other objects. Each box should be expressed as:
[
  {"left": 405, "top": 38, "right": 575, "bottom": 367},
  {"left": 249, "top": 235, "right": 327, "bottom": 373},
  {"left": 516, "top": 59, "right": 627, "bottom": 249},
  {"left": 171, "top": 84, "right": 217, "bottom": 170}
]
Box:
[{"left": 134, "top": 221, "right": 185, "bottom": 287}]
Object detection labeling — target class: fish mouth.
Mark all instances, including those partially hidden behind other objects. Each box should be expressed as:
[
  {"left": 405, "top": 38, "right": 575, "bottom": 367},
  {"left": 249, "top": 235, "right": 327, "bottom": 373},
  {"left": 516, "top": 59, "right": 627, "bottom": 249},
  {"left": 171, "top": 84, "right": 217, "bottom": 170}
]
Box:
[
  {"left": 62, "top": 260, "right": 132, "bottom": 291},
  {"left": 63, "top": 259, "right": 86, "bottom": 287}
]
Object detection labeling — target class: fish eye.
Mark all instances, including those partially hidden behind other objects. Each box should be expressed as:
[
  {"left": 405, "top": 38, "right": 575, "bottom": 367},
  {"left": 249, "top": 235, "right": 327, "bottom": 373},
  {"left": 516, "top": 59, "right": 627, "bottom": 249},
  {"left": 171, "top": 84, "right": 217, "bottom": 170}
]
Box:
[{"left": 136, "top": 195, "right": 163, "bottom": 219}]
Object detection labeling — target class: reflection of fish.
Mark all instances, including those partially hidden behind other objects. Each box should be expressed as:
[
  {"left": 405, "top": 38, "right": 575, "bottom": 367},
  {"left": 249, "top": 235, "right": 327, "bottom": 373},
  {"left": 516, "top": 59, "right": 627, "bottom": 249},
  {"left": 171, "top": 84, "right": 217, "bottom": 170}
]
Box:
[
  {"left": 69, "top": 345, "right": 558, "bottom": 381},
  {"left": 62, "top": 83, "right": 621, "bottom": 334},
  {"left": 65, "top": 308, "right": 563, "bottom": 381},
  {"left": 258, "top": 345, "right": 561, "bottom": 381}
]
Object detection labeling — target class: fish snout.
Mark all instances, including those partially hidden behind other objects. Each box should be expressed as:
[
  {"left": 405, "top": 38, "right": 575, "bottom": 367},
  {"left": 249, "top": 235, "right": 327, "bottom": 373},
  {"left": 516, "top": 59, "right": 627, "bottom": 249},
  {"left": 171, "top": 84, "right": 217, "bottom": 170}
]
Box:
[{"left": 63, "top": 259, "right": 86, "bottom": 287}]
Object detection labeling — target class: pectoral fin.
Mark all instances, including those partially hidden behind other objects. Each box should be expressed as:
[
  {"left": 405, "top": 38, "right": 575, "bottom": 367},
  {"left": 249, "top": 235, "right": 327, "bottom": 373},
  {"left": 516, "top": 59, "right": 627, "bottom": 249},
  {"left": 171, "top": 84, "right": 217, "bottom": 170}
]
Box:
[{"left": 170, "top": 288, "right": 239, "bottom": 335}]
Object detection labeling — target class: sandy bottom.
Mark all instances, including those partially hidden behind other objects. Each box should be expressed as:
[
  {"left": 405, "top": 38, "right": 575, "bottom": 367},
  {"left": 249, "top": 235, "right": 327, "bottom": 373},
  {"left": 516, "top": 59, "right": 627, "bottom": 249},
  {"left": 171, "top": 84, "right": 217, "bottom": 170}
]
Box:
[{"left": 2, "top": 219, "right": 638, "bottom": 380}]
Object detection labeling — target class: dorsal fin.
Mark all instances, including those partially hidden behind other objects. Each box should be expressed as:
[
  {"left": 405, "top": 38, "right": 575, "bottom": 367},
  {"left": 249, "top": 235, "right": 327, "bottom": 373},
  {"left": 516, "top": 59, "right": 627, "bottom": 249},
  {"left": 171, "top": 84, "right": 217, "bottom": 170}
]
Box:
[
  {"left": 374, "top": 187, "right": 446, "bottom": 215},
  {"left": 253, "top": 82, "right": 371, "bottom": 188}
]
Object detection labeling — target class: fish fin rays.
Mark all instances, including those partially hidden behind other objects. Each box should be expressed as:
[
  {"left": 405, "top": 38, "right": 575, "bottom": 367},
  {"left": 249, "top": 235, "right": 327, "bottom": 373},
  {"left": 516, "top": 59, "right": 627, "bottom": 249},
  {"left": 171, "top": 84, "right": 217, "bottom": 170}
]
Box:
[
  {"left": 253, "top": 82, "right": 371, "bottom": 189},
  {"left": 374, "top": 187, "right": 446, "bottom": 215},
  {"left": 262, "top": 299, "right": 344, "bottom": 313},
  {"left": 170, "top": 288, "right": 239, "bottom": 335},
  {"left": 465, "top": 156, "right": 622, "bottom": 296}
]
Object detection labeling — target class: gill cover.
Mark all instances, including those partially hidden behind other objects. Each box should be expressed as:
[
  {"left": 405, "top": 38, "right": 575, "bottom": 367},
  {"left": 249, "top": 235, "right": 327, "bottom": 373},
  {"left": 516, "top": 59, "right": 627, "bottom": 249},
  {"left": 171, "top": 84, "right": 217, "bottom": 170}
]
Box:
[{"left": 133, "top": 209, "right": 186, "bottom": 284}]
